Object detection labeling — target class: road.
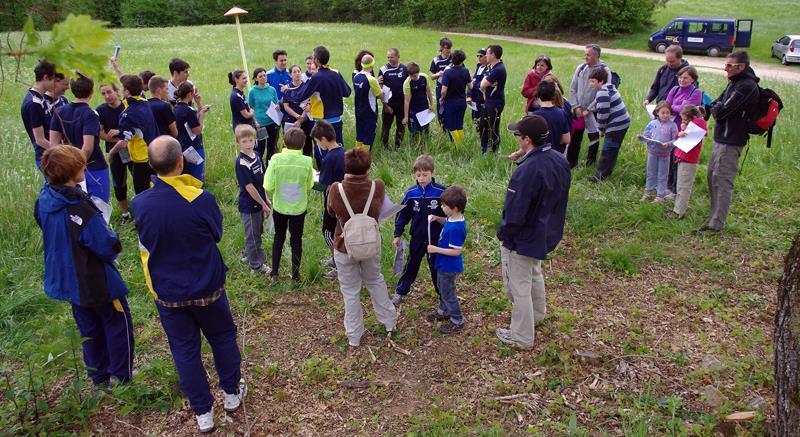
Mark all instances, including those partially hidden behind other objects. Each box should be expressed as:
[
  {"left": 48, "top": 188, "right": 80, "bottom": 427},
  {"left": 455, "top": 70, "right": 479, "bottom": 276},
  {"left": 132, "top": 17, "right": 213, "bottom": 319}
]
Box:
[{"left": 446, "top": 32, "right": 800, "bottom": 83}]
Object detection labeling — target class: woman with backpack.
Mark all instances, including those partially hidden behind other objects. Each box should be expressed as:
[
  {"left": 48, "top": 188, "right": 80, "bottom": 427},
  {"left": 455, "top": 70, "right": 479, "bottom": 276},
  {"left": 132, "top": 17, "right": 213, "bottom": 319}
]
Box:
[{"left": 326, "top": 147, "right": 397, "bottom": 348}]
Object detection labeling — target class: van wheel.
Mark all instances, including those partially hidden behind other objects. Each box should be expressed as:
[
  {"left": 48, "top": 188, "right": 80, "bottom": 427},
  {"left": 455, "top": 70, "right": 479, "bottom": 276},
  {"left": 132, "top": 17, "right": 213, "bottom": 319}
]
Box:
[
  {"left": 707, "top": 46, "right": 721, "bottom": 57},
  {"left": 655, "top": 43, "right": 668, "bottom": 53},
  {"left": 782, "top": 55, "right": 789, "bottom": 65}
]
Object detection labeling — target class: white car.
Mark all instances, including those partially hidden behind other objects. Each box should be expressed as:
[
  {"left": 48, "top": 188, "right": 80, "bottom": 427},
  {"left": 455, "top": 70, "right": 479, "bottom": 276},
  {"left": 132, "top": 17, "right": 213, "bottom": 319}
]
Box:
[{"left": 771, "top": 35, "right": 800, "bottom": 65}]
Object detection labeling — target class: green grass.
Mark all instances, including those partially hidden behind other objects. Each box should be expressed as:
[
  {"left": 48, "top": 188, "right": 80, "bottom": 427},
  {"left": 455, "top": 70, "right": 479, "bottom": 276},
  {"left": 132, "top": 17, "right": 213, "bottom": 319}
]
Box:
[
  {"left": 610, "top": 0, "right": 795, "bottom": 63},
  {"left": 0, "top": 21, "right": 797, "bottom": 433}
]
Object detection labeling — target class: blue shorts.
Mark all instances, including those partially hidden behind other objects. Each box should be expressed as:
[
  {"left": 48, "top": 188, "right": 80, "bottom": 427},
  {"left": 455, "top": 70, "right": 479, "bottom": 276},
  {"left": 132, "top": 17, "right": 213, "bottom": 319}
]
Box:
[
  {"left": 442, "top": 99, "right": 467, "bottom": 131},
  {"left": 183, "top": 147, "right": 205, "bottom": 182},
  {"left": 355, "top": 114, "right": 378, "bottom": 146},
  {"left": 85, "top": 167, "right": 111, "bottom": 203}
]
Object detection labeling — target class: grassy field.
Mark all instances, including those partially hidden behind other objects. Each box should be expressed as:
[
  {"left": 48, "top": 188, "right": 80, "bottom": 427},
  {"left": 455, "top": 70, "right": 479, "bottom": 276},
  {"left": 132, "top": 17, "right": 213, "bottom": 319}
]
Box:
[
  {"left": 1, "top": 21, "right": 799, "bottom": 435},
  {"left": 610, "top": 0, "right": 796, "bottom": 64}
]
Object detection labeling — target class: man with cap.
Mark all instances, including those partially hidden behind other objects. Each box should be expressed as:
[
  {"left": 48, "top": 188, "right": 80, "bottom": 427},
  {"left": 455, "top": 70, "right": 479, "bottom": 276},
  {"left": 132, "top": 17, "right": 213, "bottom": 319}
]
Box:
[{"left": 496, "top": 115, "right": 571, "bottom": 349}]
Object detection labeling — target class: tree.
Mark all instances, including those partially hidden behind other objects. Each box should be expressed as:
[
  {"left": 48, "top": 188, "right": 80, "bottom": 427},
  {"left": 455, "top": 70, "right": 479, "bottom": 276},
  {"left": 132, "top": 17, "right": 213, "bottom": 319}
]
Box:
[{"left": 775, "top": 232, "right": 800, "bottom": 435}]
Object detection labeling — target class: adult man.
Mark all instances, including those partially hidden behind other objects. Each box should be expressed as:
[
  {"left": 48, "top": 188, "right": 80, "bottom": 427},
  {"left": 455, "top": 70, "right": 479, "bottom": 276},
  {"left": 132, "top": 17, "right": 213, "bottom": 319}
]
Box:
[
  {"left": 643, "top": 45, "right": 689, "bottom": 106},
  {"left": 479, "top": 45, "right": 506, "bottom": 154},
  {"left": 267, "top": 49, "right": 292, "bottom": 100},
  {"left": 45, "top": 72, "right": 70, "bottom": 115},
  {"left": 21, "top": 60, "right": 56, "bottom": 171},
  {"left": 353, "top": 54, "right": 383, "bottom": 148},
  {"left": 167, "top": 58, "right": 190, "bottom": 103},
  {"left": 469, "top": 48, "right": 488, "bottom": 127},
  {"left": 286, "top": 46, "right": 352, "bottom": 145},
  {"left": 567, "top": 44, "right": 611, "bottom": 168},
  {"left": 496, "top": 115, "right": 571, "bottom": 349},
  {"left": 131, "top": 136, "right": 245, "bottom": 433},
  {"left": 697, "top": 51, "right": 759, "bottom": 234},
  {"left": 378, "top": 48, "right": 408, "bottom": 148}
]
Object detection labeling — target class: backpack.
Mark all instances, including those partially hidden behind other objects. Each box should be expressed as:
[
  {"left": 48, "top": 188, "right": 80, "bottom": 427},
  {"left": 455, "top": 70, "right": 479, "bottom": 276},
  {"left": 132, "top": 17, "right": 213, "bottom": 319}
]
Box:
[
  {"left": 336, "top": 181, "right": 381, "bottom": 261},
  {"left": 747, "top": 86, "right": 783, "bottom": 148},
  {"left": 701, "top": 91, "right": 714, "bottom": 121},
  {"left": 578, "top": 62, "right": 620, "bottom": 88}
]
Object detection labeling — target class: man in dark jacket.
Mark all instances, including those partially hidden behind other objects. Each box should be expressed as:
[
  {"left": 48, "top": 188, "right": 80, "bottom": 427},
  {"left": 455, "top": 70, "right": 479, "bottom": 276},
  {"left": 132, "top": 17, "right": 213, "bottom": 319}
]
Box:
[
  {"left": 643, "top": 45, "right": 689, "bottom": 105},
  {"left": 496, "top": 115, "right": 571, "bottom": 348},
  {"left": 697, "top": 51, "right": 759, "bottom": 234}
]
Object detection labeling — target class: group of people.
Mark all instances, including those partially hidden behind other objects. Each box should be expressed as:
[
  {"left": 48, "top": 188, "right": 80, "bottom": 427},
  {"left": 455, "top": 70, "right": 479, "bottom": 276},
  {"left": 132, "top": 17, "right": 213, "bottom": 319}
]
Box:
[{"left": 21, "top": 34, "right": 763, "bottom": 432}]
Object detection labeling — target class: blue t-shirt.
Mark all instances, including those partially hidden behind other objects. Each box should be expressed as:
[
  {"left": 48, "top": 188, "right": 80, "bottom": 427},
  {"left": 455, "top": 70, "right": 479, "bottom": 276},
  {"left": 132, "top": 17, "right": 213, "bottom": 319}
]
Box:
[
  {"left": 174, "top": 102, "right": 202, "bottom": 152},
  {"left": 429, "top": 54, "right": 452, "bottom": 87},
  {"left": 441, "top": 66, "right": 471, "bottom": 101},
  {"left": 435, "top": 217, "right": 467, "bottom": 273},
  {"left": 404, "top": 74, "right": 430, "bottom": 114},
  {"left": 21, "top": 88, "right": 49, "bottom": 160},
  {"left": 148, "top": 98, "right": 176, "bottom": 137},
  {"left": 483, "top": 61, "right": 507, "bottom": 107},
  {"left": 533, "top": 106, "right": 571, "bottom": 148},
  {"left": 267, "top": 67, "right": 292, "bottom": 100},
  {"left": 319, "top": 146, "right": 345, "bottom": 187},
  {"left": 49, "top": 102, "right": 107, "bottom": 171},
  {"left": 235, "top": 152, "right": 266, "bottom": 213},
  {"left": 96, "top": 102, "right": 124, "bottom": 152},
  {"left": 378, "top": 63, "right": 408, "bottom": 107},
  {"left": 229, "top": 88, "right": 253, "bottom": 130}
]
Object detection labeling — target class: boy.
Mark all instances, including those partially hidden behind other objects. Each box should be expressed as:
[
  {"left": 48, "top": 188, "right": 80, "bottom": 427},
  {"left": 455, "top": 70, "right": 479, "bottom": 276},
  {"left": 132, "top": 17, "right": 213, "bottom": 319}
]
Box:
[
  {"left": 352, "top": 54, "right": 383, "bottom": 148},
  {"left": 147, "top": 76, "right": 178, "bottom": 137},
  {"left": 392, "top": 155, "right": 446, "bottom": 305},
  {"left": 402, "top": 62, "right": 434, "bottom": 145},
  {"left": 264, "top": 127, "right": 314, "bottom": 282},
  {"left": 21, "top": 59, "right": 56, "bottom": 170},
  {"left": 167, "top": 58, "right": 190, "bottom": 103},
  {"left": 426, "top": 186, "right": 467, "bottom": 334},
  {"left": 311, "top": 121, "right": 345, "bottom": 278},
  {"left": 429, "top": 38, "right": 453, "bottom": 126},
  {"left": 235, "top": 124, "right": 272, "bottom": 275},
  {"left": 585, "top": 68, "right": 630, "bottom": 182}
]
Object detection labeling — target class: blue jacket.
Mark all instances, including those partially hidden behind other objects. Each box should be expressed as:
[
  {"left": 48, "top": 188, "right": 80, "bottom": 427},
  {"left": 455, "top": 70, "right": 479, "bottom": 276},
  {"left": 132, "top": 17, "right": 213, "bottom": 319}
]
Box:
[
  {"left": 286, "top": 66, "right": 351, "bottom": 122},
  {"left": 394, "top": 180, "right": 446, "bottom": 241},
  {"left": 646, "top": 59, "right": 689, "bottom": 102},
  {"left": 497, "top": 145, "right": 571, "bottom": 259},
  {"left": 131, "top": 175, "right": 227, "bottom": 302},
  {"left": 35, "top": 185, "right": 128, "bottom": 307}
]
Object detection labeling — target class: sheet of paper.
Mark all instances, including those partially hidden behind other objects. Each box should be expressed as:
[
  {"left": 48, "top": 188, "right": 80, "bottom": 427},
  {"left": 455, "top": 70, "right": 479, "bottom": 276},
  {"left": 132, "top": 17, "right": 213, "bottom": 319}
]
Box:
[
  {"left": 378, "top": 194, "right": 405, "bottom": 223},
  {"left": 467, "top": 101, "right": 477, "bottom": 111},
  {"left": 392, "top": 239, "right": 406, "bottom": 276},
  {"left": 381, "top": 86, "right": 392, "bottom": 103},
  {"left": 645, "top": 104, "right": 656, "bottom": 120},
  {"left": 673, "top": 122, "right": 707, "bottom": 153},
  {"left": 415, "top": 109, "right": 437, "bottom": 127},
  {"left": 184, "top": 122, "right": 197, "bottom": 141},
  {"left": 313, "top": 170, "right": 320, "bottom": 183},
  {"left": 182, "top": 146, "right": 204, "bottom": 165},
  {"left": 91, "top": 197, "right": 112, "bottom": 224},
  {"left": 266, "top": 101, "right": 283, "bottom": 125}
]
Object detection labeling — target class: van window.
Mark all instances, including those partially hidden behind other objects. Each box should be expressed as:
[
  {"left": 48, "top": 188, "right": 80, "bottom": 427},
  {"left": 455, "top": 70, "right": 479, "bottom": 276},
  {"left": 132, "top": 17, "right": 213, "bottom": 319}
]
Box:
[
  {"left": 709, "top": 23, "right": 729, "bottom": 34},
  {"left": 666, "top": 21, "right": 685, "bottom": 33},
  {"left": 686, "top": 22, "right": 706, "bottom": 34}
]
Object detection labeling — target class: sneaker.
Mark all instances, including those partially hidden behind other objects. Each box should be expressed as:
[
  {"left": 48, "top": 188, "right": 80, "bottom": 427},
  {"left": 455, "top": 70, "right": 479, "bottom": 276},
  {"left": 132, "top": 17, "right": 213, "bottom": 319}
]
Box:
[
  {"left": 250, "top": 264, "right": 272, "bottom": 275},
  {"left": 425, "top": 311, "right": 448, "bottom": 323},
  {"left": 439, "top": 321, "right": 464, "bottom": 334},
  {"left": 321, "top": 257, "right": 335, "bottom": 268},
  {"left": 119, "top": 211, "right": 132, "bottom": 224},
  {"left": 196, "top": 409, "right": 214, "bottom": 433},
  {"left": 640, "top": 191, "right": 655, "bottom": 201},
  {"left": 239, "top": 251, "right": 248, "bottom": 264},
  {"left": 323, "top": 268, "right": 338, "bottom": 279},
  {"left": 652, "top": 196, "right": 665, "bottom": 203},
  {"left": 391, "top": 293, "right": 405, "bottom": 305},
  {"left": 664, "top": 192, "right": 676, "bottom": 201},
  {"left": 665, "top": 210, "right": 683, "bottom": 219},
  {"left": 495, "top": 328, "right": 532, "bottom": 349},
  {"left": 348, "top": 338, "right": 361, "bottom": 347},
  {"left": 585, "top": 175, "right": 601, "bottom": 183},
  {"left": 223, "top": 378, "right": 247, "bottom": 412},
  {"left": 693, "top": 225, "right": 721, "bottom": 235}
]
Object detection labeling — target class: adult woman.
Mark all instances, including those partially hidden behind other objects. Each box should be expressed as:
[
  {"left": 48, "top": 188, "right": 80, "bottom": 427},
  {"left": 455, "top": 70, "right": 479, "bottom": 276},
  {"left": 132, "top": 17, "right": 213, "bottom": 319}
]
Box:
[
  {"left": 353, "top": 49, "right": 375, "bottom": 80},
  {"left": 174, "top": 81, "right": 209, "bottom": 180},
  {"left": 521, "top": 55, "right": 552, "bottom": 113},
  {"left": 665, "top": 66, "right": 702, "bottom": 128},
  {"left": 247, "top": 67, "right": 280, "bottom": 162},
  {"left": 228, "top": 70, "right": 254, "bottom": 131},
  {"left": 283, "top": 65, "right": 314, "bottom": 157},
  {"left": 439, "top": 49, "right": 472, "bottom": 145},
  {"left": 326, "top": 147, "right": 397, "bottom": 347}
]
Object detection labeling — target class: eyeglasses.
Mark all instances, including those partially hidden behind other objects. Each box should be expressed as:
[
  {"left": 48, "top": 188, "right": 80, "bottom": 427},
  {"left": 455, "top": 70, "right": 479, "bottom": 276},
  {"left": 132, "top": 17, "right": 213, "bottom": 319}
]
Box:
[{"left": 724, "top": 63, "right": 741, "bottom": 68}]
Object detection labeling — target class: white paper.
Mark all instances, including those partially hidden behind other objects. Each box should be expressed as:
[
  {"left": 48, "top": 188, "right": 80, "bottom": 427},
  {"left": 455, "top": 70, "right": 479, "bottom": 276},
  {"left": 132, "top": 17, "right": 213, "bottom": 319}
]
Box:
[
  {"left": 91, "top": 197, "right": 112, "bottom": 224},
  {"left": 313, "top": 170, "right": 320, "bottom": 183},
  {"left": 392, "top": 239, "right": 406, "bottom": 276},
  {"left": 467, "top": 102, "right": 477, "bottom": 111},
  {"left": 381, "top": 86, "right": 392, "bottom": 103},
  {"left": 266, "top": 101, "right": 283, "bottom": 125},
  {"left": 283, "top": 122, "right": 294, "bottom": 131},
  {"left": 415, "top": 109, "right": 437, "bottom": 127},
  {"left": 379, "top": 194, "right": 405, "bottom": 223},
  {"left": 182, "top": 146, "right": 204, "bottom": 165},
  {"left": 645, "top": 104, "right": 656, "bottom": 120},
  {"left": 78, "top": 180, "right": 88, "bottom": 193},
  {"left": 184, "top": 122, "right": 197, "bottom": 141},
  {"left": 673, "top": 122, "right": 706, "bottom": 153}
]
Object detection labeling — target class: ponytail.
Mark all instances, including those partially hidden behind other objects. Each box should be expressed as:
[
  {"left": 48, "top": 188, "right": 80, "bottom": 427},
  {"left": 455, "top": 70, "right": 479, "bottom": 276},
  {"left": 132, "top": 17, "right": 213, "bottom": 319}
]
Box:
[{"left": 228, "top": 70, "right": 244, "bottom": 86}]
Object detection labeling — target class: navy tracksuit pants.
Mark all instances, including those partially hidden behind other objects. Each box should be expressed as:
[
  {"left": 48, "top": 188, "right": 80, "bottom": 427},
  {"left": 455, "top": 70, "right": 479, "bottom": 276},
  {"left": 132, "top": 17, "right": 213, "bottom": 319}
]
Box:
[
  {"left": 156, "top": 293, "right": 241, "bottom": 415},
  {"left": 71, "top": 297, "right": 134, "bottom": 386},
  {"left": 395, "top": 237, "right": 439, "bottom": 297}
]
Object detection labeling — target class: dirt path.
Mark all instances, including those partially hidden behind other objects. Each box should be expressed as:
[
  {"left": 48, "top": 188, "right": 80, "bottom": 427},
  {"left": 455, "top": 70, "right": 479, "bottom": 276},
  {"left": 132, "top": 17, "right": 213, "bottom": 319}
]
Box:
[{"left": 447, "top": 32, "right": 800, "bottom": 83}]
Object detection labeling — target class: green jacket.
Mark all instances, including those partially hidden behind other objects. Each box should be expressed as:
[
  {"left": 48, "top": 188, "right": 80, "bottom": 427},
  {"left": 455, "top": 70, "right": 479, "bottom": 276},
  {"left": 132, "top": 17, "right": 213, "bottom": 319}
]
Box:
[{"left": 264, "top": 148, "right": 313, "bottom": 215}]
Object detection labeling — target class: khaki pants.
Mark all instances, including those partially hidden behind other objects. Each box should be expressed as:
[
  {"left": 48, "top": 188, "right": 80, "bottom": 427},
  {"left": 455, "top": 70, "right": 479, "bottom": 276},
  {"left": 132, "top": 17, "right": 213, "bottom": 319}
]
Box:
[
  {"left": 334, "top": 250, "right": 397, "bottom": 346},
  {"left": 673, "top": 162, "right": 698, "bottom": 216},
  {"left": 501, "top": 246, "right": 546, "bottom": 347},
  {"left": 707, "top": 142, "right": 744, "bottom": 230}
]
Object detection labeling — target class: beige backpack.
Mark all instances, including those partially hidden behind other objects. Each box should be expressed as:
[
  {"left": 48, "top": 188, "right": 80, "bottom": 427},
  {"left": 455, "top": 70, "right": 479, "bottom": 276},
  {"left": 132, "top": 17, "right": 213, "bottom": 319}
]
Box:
[{"left": 337, "top": 181, "right": 381, "bottom": 260}]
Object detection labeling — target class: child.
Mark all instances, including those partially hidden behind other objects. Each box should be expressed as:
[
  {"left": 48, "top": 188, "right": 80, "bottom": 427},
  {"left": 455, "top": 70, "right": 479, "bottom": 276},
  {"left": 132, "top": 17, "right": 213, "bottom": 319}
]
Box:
[
  {"left": 639, "top": 101, "right": 678, "bottom": 202},
  {"left": 402, "top": 62, "right": 434, "bottom": 145},
  {"left": 671, "top": 105, "right": 707, "bottom": 218},
  {"left": 426, "top": 186, "right": 468, "bottom": 334},
  {"left": 147, "top": 76, "right": 178, "bottom": 137},
  {"left": 586, "top": 68, "right": 631, "bottom": 182},
  {"left": 174, "top": 81, "right": 209, "bottom": 181},
  {"left": 35, "top": 145, "right": 134, "bottom": 387},
  {"left": 311, "top": 121, "right": 345, "bottom": 278},
  {"left": 264, "top": 127, "right": 314, "bottom": 282},
  {"left": 392, "top": 155, "right": 446, "bottom": 305},
  {"left": 234, "top": 124, "right": 272, "bottom": 275}
]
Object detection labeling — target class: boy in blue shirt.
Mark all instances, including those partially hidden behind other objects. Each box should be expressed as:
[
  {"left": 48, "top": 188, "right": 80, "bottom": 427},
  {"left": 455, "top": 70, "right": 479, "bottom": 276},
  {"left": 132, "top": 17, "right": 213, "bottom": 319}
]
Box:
[
  {"left": 310, "top": 121, "right": 345, "bottom": 278},
  {"left": 147, "top": 76, "right": 178, "bottom": 137},
  {"left": 392, "top": 155, "right": 446, "bottom": 305},
  {"left": 21, "top": 60, "right": 56, "bottom": 171},
  {"left": 426, "top": 186, "right": 467, "bottom": 334},
  {"left": 402, "top": 62, "right": 434, "bottom": 145},
  {"left": 234, "top": 124, "right": 272, "bottom": 275}
]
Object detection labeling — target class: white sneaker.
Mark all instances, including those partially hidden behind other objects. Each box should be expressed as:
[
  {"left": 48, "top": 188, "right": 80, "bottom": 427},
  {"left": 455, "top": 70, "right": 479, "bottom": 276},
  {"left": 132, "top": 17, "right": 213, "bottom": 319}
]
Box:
[
  {"left": 196, "top": 408, "right": 214, "bottom": 433},
  {"left": 321, "top": 257, "right": 335, "bottom": 268},
  {"left": 224, "top": 378, "right": 247, "bottom": 412},
  {"left": 664, "top": 192, "right": 676, "bottom": 201},
  {"left": 323, "top": 268, "right": 338, "bottom": 279},
  {"left": 495, "top": 328, "right": 532, "bottom": 349},
  {"left": 391, "top": 293, "right": 404, "bottom": 305},
  {"left": 250, "top": 264, "right": 272, "bottom": 275}
]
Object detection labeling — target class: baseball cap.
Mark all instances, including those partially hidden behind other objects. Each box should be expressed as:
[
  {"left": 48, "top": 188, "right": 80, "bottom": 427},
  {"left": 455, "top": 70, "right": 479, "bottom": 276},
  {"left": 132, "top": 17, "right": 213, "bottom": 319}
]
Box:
[
  {"left": 477, "top": 48, "right": 487, "bottom": 56},
  {"left": 507, "top": 115, "right": 549, "bottom": 145}
]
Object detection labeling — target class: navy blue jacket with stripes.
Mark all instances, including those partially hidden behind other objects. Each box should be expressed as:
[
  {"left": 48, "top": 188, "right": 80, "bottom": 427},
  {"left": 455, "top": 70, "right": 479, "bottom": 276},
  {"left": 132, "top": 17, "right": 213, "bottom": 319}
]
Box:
[{"left": 394, "top": 179, "right": 446, "bottom": 242}]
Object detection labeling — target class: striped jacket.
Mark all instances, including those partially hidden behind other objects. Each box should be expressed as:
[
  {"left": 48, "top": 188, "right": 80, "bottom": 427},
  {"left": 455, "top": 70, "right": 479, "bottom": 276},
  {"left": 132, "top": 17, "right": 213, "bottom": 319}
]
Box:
[{"left": 593, "top": 84, "right": 630, "bottom": 134}]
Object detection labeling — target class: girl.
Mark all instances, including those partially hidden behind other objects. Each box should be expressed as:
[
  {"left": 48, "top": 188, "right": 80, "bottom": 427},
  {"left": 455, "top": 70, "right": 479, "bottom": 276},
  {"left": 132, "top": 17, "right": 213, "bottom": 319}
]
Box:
[
  {"left": 671, "top": 105, "right": 707, "bottom": 218},
  {"left": 247, "top": 67, "right": 280, "bottom": 162},
  {"left": 283, "top": 65, "right": 315, "bottom": 158},
  {"left": 521, "top": 55, "right": 552, "bottom": 113},
  {"left": 228, "top": 70, "right": 254, "bottom": 131},
  {"left": 174, "top": 81, "right": 209, "bottom": 181},
  {"left": 639, "top": 101, "right": 679, "bottom": 202},
  {"left": 439, "top": 49, "right": 472, "bottom": 145}
]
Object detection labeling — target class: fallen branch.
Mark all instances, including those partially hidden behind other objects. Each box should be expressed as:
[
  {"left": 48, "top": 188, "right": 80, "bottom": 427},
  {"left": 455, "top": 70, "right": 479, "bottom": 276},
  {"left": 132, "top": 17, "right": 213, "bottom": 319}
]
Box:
[
  {"left": 114, "top": 419, "right": 146, "bottom": 434},
  {"left": 388, "top": 339, "right": 411, "bottom": 356},
  {"left": 367, "top": 345, "right": 377, "bottom": 363}
]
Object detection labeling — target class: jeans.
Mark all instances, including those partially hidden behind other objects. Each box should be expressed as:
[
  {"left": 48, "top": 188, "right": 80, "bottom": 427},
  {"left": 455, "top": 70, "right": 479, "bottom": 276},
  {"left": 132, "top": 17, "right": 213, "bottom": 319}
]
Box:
[
  {"left": 501, "top": 246, "right": 545, "bottom": 347},
  {"left": 71, "top": 298, "right": 134, "bottom": 385},
  {"left": 645, "top": 153, "right": 671, "bottom": 196},
  {"left": 380, "top": 104, "right": 405, "bottom": 148},
  {"left": 674, "top": 162, "right": 698, "bottom": 216},
  {"left": 271, "top": 210, "right": 306, "bottom": 279},
  {"left": 593, "top": 128, "right": 628, "bottom": 180},
  {"left": 241, "top": 210, "right": 265, "bottom": 269},
  {"left": 437, "top": 271, "right": 463, "bottom": 325},
  {"left": 707, "top": 142, "right": 744, "bottom": 230}
]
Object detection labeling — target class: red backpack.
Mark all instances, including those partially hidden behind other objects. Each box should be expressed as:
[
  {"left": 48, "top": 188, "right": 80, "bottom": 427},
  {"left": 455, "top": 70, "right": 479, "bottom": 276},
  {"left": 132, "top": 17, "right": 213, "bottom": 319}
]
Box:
[{"left": 748, "top": 87, "right": 783, "bottom": 148}]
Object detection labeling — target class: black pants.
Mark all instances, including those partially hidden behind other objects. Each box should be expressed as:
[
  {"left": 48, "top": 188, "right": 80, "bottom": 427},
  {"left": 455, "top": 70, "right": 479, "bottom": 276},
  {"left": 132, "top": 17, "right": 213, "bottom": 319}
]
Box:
[
  {"left": 109, "top": 152, "right": 133, "bottom": 202},
  {"left": 395, "top": 237, "right": 439, "bottom": 297},
  {"left": 380, "top": 105, "right": 405, "bottom": 148},
  {"left": 256, "top": 124, "right": 281, "bottom": 163},
  {"left": 132, "top": 162, "right": 154, "bottom": 194},
  {"left": 667, "top": 151, "right": 678, "bottom": 193},
  {"left": 271, "top": 211, "right": 306, "bottom": 280},
  {"left": 566, "top": 128, "right": 601, "bottom": 168},
  {"left": 479, "top": 105, "right": 503, "bottom": 153},
  {"left": 593, "top": 128, "right": 628, "bottom": 180}
]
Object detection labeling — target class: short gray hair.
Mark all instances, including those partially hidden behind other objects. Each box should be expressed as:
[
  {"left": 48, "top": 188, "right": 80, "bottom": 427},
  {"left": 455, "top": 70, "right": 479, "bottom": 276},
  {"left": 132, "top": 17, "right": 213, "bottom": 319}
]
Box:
[
  {"left": 148, "top": 136, "right": 183, "bottom": 175},
  {"left": 585, "top": 44, "right": 602, "bottom": 57}
]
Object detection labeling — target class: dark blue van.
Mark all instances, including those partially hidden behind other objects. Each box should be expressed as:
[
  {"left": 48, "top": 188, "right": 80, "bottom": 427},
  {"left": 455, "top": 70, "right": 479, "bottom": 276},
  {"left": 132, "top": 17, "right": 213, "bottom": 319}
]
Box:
[{"left": 649, "top": 17, "right": 753, "bottom": 57}]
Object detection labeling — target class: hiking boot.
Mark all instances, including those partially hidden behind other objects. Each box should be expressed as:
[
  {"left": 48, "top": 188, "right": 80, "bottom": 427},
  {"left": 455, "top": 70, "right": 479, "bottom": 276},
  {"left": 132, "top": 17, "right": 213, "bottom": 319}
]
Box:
[
  {"left": 250, "top": 264, "right": 272, "bottom": 275},
  {"left": 425, "top": 311, "right": 448, "bottom": 323},
  {"left": 223, "top": 378, "right": 247, "bottom": 412},
  {"left": 439, "top": 321, "right": 464, "bottom": 335},
  {"left": 196, "top": 409, "right": 214, "bottom": 433},
  {"left": 693, "top": 225, "right": 721, "bottom": 236},
  {"left": 495, "top": 328, "right": 533, "bottom": 349},
  {"left": 391, "top": 293, "right": 405, "bottom": 305}
]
